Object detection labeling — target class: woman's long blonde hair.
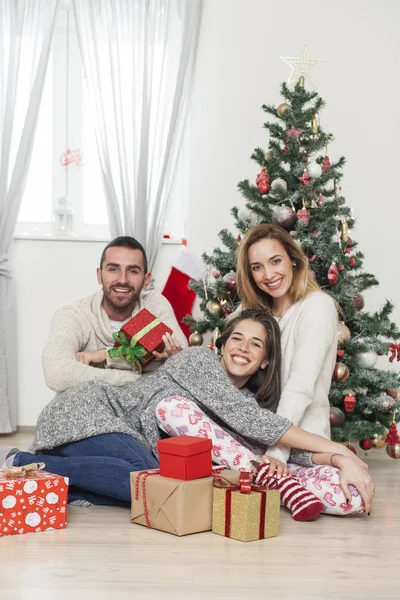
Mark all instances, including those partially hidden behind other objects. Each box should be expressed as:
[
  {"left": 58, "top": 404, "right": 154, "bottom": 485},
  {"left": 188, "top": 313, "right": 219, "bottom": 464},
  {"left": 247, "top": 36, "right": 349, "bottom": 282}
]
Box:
[{"left": 236, "top": 224, "right": 321, "bottom": 311}]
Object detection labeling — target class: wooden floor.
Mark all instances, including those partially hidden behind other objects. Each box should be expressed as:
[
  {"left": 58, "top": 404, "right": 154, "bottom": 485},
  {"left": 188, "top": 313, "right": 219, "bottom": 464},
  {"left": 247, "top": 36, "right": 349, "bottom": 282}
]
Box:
[{"left": 1, "top": 431, "right": 400, "bottom": 600}]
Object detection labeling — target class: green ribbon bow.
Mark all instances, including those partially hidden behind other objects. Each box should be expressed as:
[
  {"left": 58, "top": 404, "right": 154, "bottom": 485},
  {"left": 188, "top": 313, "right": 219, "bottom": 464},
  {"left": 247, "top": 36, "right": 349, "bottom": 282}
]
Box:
[{"left": 108, "top": 331, "right": 148, "bottom": 374}]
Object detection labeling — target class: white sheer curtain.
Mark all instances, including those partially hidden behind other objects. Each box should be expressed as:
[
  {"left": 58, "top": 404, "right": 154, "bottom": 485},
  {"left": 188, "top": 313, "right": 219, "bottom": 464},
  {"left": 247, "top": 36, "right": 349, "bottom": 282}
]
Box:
[
  {"left": 0, "top": 0, "right": 60, "bottom": 432},
  {"left": 72, "top": 0, "right": 203, "bottom": 271}
]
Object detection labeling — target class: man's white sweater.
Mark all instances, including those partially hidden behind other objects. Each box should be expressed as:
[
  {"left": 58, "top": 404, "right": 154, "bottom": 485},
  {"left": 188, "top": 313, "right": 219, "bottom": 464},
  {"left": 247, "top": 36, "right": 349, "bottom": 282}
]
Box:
[
  {"left": 42, "top": 289, "right": 188, "bottom": 393},
  {"left": 267, "top": 291, "right": 338, "bottom": 464}
]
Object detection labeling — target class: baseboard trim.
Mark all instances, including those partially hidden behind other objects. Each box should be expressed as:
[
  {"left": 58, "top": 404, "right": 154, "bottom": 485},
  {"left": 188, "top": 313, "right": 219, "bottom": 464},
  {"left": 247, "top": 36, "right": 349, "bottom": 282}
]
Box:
[{"left": 17, "top": 426, "right": 36, "bottom": 433}]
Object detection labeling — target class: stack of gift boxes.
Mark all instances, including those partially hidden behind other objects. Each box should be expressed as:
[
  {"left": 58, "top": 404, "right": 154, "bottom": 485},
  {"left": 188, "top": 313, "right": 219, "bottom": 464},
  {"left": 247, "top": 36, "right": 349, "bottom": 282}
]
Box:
[{"left": 131, "top": 436, "right": 280, "bottom": 542}]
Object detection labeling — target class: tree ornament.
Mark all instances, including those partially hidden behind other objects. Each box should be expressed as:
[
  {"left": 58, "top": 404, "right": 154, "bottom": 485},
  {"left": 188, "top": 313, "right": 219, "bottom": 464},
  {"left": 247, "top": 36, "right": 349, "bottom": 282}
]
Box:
[
  {"left": 329, "top": 406, "right": 345, "bottom": 427},
  {"left": 328, "top": 262, "right": 339, "bottom": 285},
  {"left": 222, "top": 271, "right": 237, "bottom": 290},
  {"left": 386, "top": 420, "right": 400, "bottom": 459},
  {"left": 236, "top": 234, "right": 242, "bottom": 243},
  {"left": 270, "top": 178, "right": 288, "bottom": 192},
  {"left": 353, "top": 293, "right": 364, "bottom": 311},
  {"left": 212, "top": 270, "right": 221, "bottom": 279},
  {"left": 238, "top": 208, "right": 261, "bottom": 227},
  {"left": 340, "top": 220, "right": 349, "bottom": 242},
  {"left": 337, "top": 322, "right": 351, "bottom": 346},
  {"left": 349, "top": 257, "right": 356, "bottom": 267},
  {"left": 386, "top": 388, "right": 398, "bottom": 399},
  {"left": 317, "top": 194, "right": 325, "bottom": 206},
  {"left": 297, "top": 208, "right": 311, "bottom": 225},
  {"left": 354, "top": 351, "right": 377, "bottom": 370},
  {"left": 337, "top": 349, "right": 345, "bottom": 358},
  {"left": 286, "top": 125, "right": 302, "bottom": 139},
  {"left": 346, "top": 443, "right": 357, "bottom": 455},
  {"left": 256, "top": 168, "right": 270, "bottom": 195},
  {"left": 344, "top": 395, "right": 356, "bottom": 412},
  {"left": 359, "top": 439, "right": 373, "bottom": 451},
  {"left": 279, "top": 42, "right": 327, "bottom": 88},
  {"left": 299, "top": 132, "right": 311, "bottom": 146},
  {"left": 271, "top": 206, "right": 297, "bottom": 230},
  {"left": 311, "top": 114, "right": 319, "bottom": 135},
  {"left": 277, "top": 103, "right": 291, "bottom": 118},
  {"left": 333, "top": 362, "right": 350, "bottom": 382},
  {"left": 189, "top": 331, "right": 203, "bottom": 346},
  {"left": 321, "top": 155, "right": 331, "bottom": 172},
  {"left": 299, "top": 170, "right": 311, "bottom": 185},
  {"left": 372, "top": 428, "right": 388, "bottom": 449},
  {"left": 338, "top": 264, "right": 345, "bottom": 271},
  {"left": 306, "top": 161, "right": 322, "bottom": 179},
  {"left": 206, "top": 300, "right": 223, "bottom": 316},
  {"left": 377, "top": 393, "right": 397, "bottom": 412}
]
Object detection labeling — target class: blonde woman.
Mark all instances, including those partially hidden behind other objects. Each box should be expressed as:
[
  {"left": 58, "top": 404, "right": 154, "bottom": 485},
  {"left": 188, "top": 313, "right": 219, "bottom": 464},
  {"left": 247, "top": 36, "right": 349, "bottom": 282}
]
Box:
[{"left": 236, "top": 224, "right": 369, "bottom": 514}]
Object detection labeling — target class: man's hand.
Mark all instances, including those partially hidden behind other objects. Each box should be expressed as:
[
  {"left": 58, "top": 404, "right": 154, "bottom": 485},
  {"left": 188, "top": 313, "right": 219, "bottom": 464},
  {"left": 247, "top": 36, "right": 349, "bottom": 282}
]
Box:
[
  {"left": 153, "top": 333, "right": 182, "bottom": 360},
  {"left": 76, "top": 349, "right": 107, "bottom": 366}
]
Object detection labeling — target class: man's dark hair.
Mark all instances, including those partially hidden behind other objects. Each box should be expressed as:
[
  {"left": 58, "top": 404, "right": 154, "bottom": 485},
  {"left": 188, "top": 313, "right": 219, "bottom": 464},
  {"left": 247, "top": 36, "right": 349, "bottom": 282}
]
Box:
[{"left": 100, "top": 236, "right": 148, "bottom": 273}]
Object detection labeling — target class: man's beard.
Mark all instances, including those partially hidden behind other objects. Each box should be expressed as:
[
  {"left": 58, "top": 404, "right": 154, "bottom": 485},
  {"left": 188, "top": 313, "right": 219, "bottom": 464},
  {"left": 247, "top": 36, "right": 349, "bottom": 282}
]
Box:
[{"left": 102, "top": 283, "right": 143, "bottom": 314}]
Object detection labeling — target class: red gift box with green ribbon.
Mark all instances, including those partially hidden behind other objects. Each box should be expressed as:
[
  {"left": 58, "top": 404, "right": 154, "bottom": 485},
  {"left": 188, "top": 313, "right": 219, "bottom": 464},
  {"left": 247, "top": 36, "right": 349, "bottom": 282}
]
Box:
[{"left": 108, "top": 308, "right": 173, "bottom": 373}]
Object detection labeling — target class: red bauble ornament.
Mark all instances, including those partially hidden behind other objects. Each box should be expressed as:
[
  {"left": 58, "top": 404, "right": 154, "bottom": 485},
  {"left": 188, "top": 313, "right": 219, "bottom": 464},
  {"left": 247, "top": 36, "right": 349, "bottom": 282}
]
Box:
[
  {"left": 256, "top": 168, "right": 270, "bottom": 195},
  {"left": 321, "top": 155, "right": 331, "bottom": 172},
  {"left": 346, "top": 443, "right": 357, "bottom": 455},
  {"left": 297, "top": 208, "right": 311, "bottom": 224},
  {"left": 349, "top": 257, "right": 356, "bottom": 267},
  {"left": 344, "top": 395, "right": 356, "bottom": 412},
  {"left": 359, "top": 439, "right": 373, "bottom": 451},
  {"left": 353, "top": 293, "right": 365, "bottom": 311},
  {"left": 329, "top": 406, "right": 345, "bottom": 427},
  {"left": 338, "top": 264, "right": 345, "bottom": 271},
  {"left": 337, "top": 349, "right": 345, "bottom": 358},
  {"left": 386, "top": 388, "right": 398, "bottom": 399},
  {"left": 333, "top": 362, "right": 350, "bottom": 382},
  {"left": 328, "top": 261, "right": 339, "bottom": 285}
]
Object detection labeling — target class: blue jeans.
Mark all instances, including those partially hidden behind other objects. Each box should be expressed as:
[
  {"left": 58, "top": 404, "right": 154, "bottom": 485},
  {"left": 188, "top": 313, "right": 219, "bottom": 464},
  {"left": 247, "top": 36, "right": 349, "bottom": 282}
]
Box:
[{"left": 14, "top": 433, "right": 159, "bottom": 506}]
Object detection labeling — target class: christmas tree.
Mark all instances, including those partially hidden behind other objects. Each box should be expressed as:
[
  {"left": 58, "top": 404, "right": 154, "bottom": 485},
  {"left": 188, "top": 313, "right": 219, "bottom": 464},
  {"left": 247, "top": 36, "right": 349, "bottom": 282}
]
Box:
[{"left": 185, "top": 73, "right": 400, "bottom": 452}]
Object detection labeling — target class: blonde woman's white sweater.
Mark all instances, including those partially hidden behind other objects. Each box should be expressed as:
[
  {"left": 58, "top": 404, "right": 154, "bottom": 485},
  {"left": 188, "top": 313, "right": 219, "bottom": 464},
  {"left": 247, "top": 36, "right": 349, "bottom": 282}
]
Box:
[{"left": 266, "top": 291, "right": 338, "bottom": 464}]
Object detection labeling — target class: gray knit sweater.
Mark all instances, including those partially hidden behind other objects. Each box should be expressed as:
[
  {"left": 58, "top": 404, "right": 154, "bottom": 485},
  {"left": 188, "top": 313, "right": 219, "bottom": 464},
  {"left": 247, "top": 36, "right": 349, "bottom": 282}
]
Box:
[{"left": 30, "top": 347, "right": 313, "bottom": 466}]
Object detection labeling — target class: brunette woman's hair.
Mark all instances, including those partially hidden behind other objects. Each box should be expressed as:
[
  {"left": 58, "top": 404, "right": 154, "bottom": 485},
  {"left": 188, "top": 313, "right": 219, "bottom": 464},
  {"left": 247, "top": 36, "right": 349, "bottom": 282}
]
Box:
[
  {"left": 236, "top": 223, "right": 320, "bottom": 312},
  {"left": 216, "top": 308, "right": 281, "bottom": 412}
]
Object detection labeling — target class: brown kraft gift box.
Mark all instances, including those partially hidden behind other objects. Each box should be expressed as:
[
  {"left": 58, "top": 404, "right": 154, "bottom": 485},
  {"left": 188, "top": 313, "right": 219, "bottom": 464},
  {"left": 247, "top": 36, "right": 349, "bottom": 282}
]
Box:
[{"left": 130, "top": 468, "right": 237, "bottom": 536}]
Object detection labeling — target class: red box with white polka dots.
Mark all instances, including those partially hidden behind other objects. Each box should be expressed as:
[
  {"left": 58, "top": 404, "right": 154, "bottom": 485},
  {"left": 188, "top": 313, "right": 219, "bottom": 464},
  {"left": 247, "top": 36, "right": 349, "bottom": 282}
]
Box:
[{"left": 0, "top": 468, "right": 68, "bottom": 536}]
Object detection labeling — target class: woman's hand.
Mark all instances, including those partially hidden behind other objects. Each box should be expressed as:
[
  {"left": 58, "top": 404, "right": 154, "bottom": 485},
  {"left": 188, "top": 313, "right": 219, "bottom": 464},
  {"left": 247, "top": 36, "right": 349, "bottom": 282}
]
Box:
[
  {"left": 261, "top": 455, "right": 290, "bottom": 478},
  {"left": 153, "top": 333, "right": 182, "bottom": 360},
  {"left": 333, "top": 454, "right": 375, "bottom": 514}
]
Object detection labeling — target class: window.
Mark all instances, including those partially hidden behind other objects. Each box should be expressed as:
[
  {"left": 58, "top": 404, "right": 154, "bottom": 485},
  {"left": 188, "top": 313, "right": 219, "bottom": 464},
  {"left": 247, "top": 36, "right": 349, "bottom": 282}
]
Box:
[{"left": 16, "top": 2, "right": 187, "bottom": 242}]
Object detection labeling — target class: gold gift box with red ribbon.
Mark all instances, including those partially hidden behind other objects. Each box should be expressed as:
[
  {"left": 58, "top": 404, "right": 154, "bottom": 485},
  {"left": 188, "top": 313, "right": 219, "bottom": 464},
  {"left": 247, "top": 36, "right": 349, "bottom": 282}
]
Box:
[{"left": 212, "top": 472, "right": 280, "bottom": 542}]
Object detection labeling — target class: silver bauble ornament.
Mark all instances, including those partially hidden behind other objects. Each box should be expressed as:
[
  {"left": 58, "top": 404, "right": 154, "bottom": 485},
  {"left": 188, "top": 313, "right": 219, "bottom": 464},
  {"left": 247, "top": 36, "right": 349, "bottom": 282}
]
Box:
[
  {"left": 238, "top": 208, "right": 260, "bottom": 227},
  {"left": 271, "top": 206, "right": 297, "bottom": 230},
  {"left": 189, "top": 331, "right": 203, "bottom": 346},
  {"left": 377, "top": 393, "right": 396, "bottom": 412},
  {"left": 270, "top": 178, "right": 288, "bottom": 192},
  {"left": 354, "top": 351, "right": 377, "bottom": 369},
  {"left": 306, "top": 161, "right": 322, "bottom": 179}
]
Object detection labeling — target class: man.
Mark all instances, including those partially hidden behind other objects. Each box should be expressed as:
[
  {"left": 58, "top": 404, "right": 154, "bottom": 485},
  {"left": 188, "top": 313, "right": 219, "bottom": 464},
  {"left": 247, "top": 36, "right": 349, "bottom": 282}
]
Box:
[{"left": 43, "top": 236, "right": 187, "bottom": 392}]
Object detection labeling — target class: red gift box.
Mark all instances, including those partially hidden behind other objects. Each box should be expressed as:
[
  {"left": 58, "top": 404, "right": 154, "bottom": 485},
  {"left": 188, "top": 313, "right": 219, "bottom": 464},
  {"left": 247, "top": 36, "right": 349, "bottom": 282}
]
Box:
[
  {"left": 112, "top": 308, "right": 173, "bottom": 371},
  {"left": 157, "top": 436, "right": 212, "bottom": 481},
  {"left": 0, "top": 466, "right": 68, "bottom": 536}
]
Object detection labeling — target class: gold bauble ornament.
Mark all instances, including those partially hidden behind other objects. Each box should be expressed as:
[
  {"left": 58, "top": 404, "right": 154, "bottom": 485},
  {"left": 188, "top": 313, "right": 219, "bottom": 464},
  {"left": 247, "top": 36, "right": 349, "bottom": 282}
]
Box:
[
  {"left": 189, "top": 331, "right": 203, "bottom": 346},
  {"left": 333, "top": 362, "right": 349, "bottom": 382},
  {"left": 386, "top": 443, "right": 400, "bottom": 459},
  {"left": 206, "top": 300, "right": 223, "bottom": 316},
  {"left": 372, "top": 429, "right": 388, "bottom": 449},
  {"left": 277, "top": 103, "right": 291, "bottom": 118},
  {"left": 337, "top": 322, "right": 351, "bottom": 346}
]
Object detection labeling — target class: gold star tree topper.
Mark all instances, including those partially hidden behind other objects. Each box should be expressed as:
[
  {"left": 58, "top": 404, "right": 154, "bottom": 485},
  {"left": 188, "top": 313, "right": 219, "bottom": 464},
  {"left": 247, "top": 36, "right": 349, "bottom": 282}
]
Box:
[{"left": 280, "top": 42, "right": 327, "bottom": 88}]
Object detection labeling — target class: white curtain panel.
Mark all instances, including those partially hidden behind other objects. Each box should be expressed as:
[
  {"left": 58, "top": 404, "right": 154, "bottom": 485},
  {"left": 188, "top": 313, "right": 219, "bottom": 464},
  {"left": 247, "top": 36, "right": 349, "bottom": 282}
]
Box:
[
  {"left": 72, "top": 0, "right": 203, "bottom": 271},
  {"left": 0, "top": 0, "right": 60, "bottom": 432}
]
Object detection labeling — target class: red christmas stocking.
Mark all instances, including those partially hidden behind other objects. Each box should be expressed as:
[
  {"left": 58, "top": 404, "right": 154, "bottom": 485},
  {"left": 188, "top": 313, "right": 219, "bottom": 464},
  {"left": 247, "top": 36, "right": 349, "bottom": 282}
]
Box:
[{"left": 254, "top": 463, "right": 324, "bottom": 522}]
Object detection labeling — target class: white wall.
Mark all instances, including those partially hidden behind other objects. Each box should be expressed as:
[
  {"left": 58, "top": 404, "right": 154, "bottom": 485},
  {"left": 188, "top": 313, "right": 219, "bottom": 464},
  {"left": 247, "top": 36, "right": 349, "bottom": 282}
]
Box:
[{"left": 12, "top": 0, "right": 400, "bottom": 425}]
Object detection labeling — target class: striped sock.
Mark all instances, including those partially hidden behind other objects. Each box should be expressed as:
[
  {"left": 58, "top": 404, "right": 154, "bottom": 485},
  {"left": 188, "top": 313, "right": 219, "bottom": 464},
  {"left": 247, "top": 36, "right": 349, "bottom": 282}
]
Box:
[{"left": 254, "top": 464, "right": 323, "bottom": 522}]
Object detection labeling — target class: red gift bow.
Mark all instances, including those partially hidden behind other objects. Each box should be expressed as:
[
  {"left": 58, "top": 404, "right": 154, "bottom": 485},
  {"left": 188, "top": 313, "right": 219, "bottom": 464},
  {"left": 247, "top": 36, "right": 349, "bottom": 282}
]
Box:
[
  {"left": 388, "top": 343, "right": 400, "bottom": 363},
  {"left": 213, "top": 472, "right": 268, "bottom": 540},
  {"left": 135, "top": 467, "right": 226, "bottom": 529}
]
